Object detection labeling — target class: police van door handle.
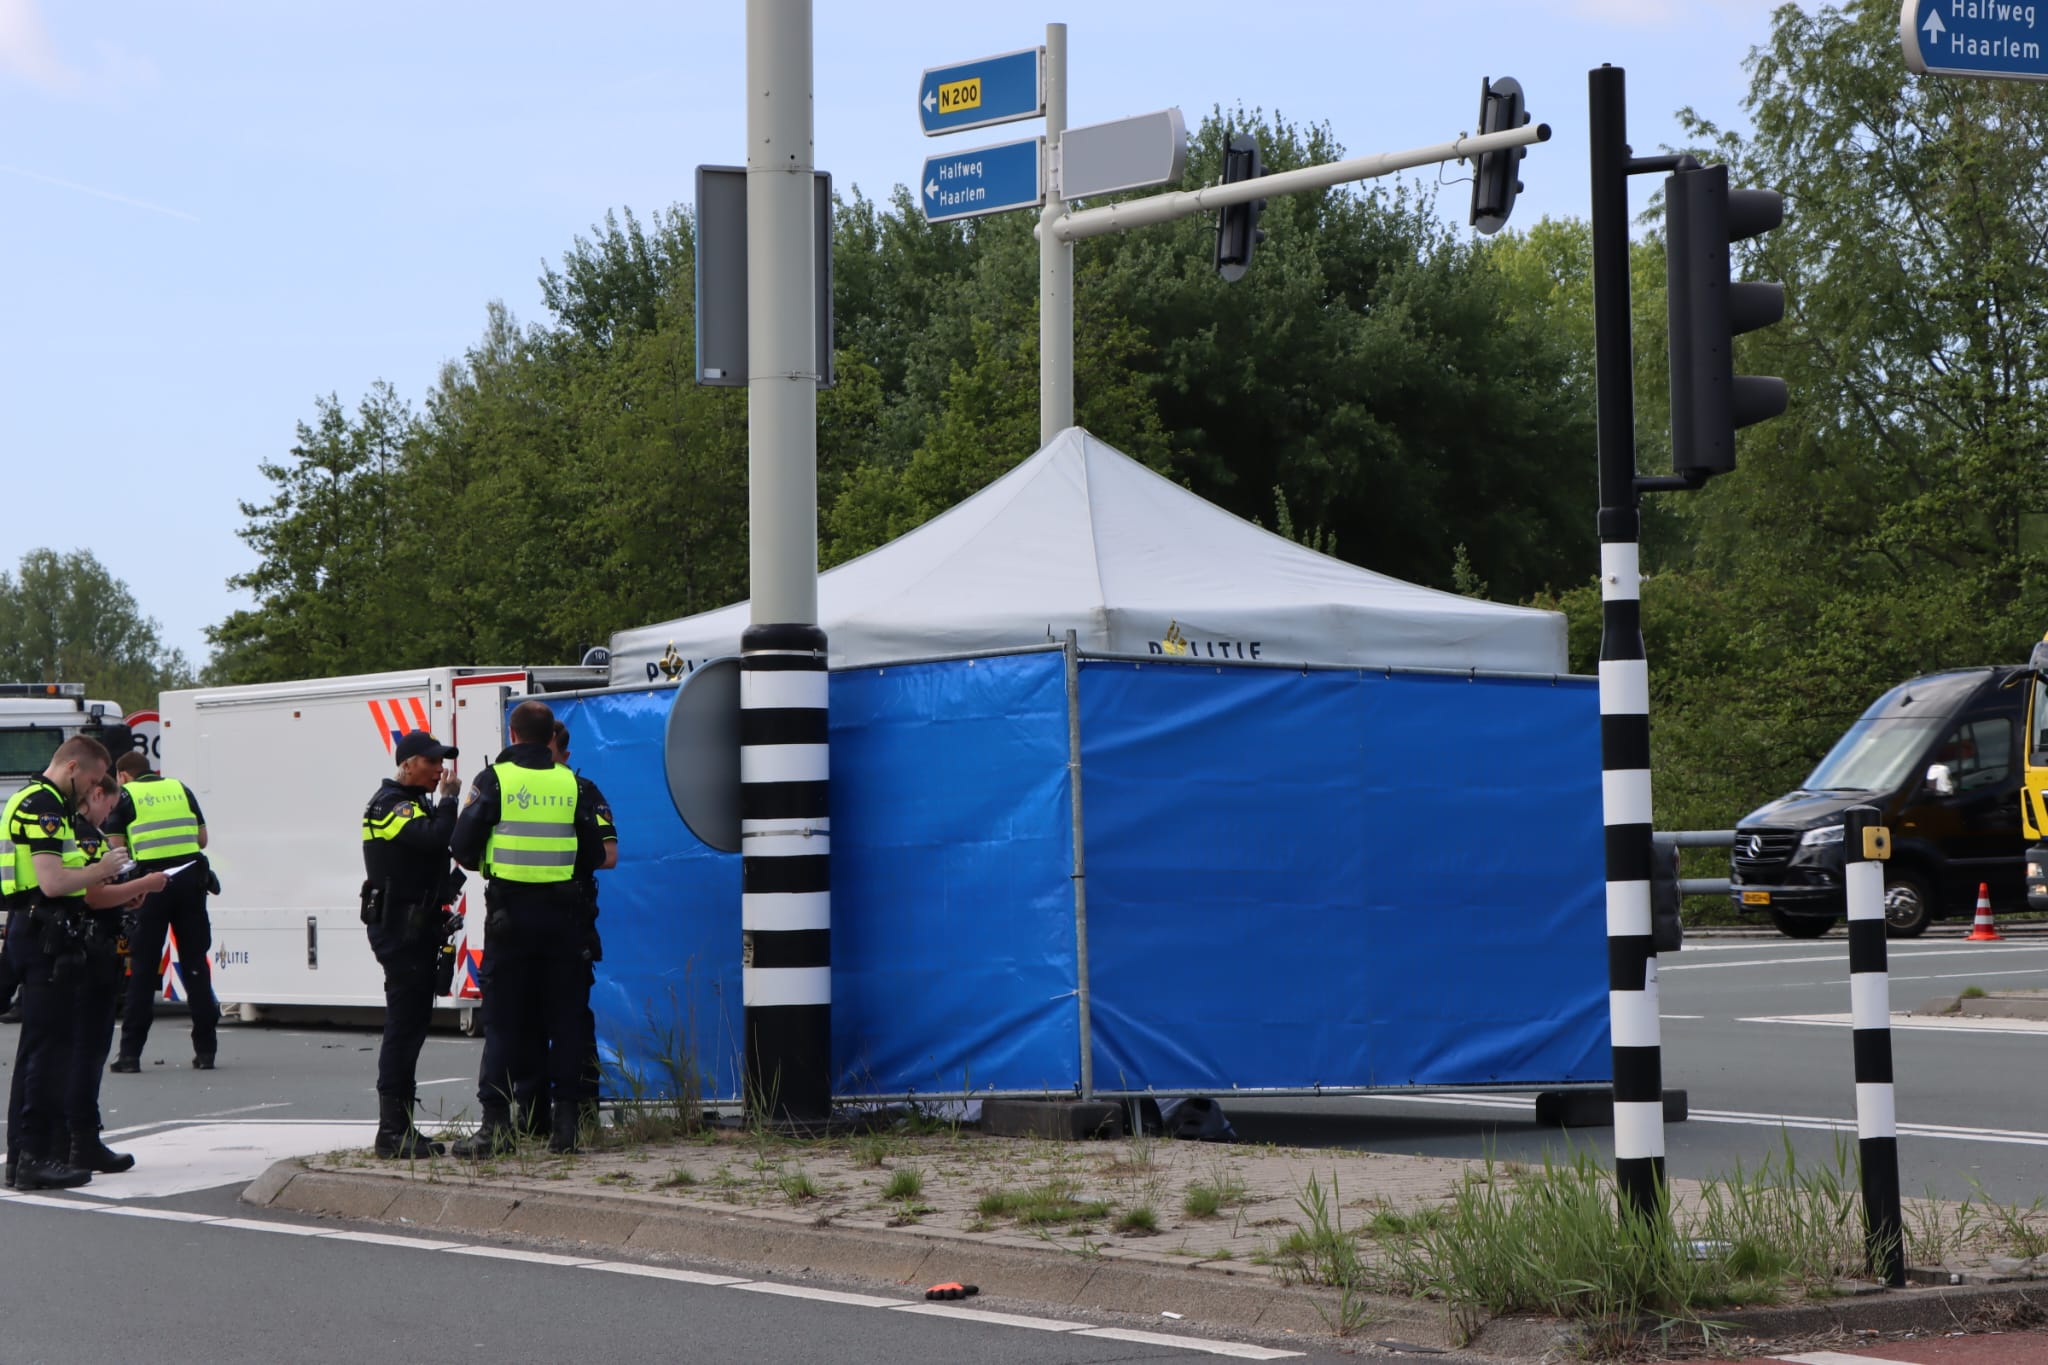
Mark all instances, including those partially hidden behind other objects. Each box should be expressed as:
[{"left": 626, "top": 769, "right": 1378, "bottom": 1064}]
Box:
[{"left": 307, "top": 915, "right": 318, "bottom": 969}]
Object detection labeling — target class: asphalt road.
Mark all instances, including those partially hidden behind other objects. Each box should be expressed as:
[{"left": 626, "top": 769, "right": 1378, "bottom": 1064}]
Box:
[{"left": 1230, "top": 926, "right": 2048, "bottom": 1202}]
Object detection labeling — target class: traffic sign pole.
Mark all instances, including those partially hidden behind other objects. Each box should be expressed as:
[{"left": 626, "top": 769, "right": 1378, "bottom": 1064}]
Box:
[{"left": 1040, "top": 21, "right": 1073, "bottom": 446}]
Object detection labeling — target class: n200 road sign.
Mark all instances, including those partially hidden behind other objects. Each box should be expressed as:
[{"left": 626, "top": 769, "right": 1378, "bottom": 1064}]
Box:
[
  {"left": 919, "top": 47, "right": 1044, "bottom": 136},
  {"left": 920, "top": 137, "right": 1044, "bottom": 223},
  {"left": 1902, "top": 0, "right": 2048, "bottom": 81}
]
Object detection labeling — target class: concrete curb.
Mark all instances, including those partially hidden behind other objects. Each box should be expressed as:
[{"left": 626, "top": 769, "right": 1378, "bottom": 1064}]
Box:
[
  {"left": 241, "top": 1159, "right": 1456, "bottom": 1349},
  {"left": 240, "top": 1161, "right": 2048, "bottom": 1361}
]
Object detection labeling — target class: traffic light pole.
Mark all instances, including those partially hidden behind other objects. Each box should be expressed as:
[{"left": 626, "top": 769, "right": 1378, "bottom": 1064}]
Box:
[
  {"left": 1590, "top": 64, "right": 1688, "bottom": 1222},
  {"left": 1034, "top": 116, "right": 1547, "bottom": 446}
]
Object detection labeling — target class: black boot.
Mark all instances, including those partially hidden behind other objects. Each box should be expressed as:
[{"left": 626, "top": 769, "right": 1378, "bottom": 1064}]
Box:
[
  {"left": 15, "top": 1152, "right": 92, "bottom": 1190},
  {"left": 373, "top": 1094, "right": 445, "bottom": 1159},
  {"left": 449, "top": 1104, "right": 516, "bottom": 1159},
  {"left": 71, "top": 1135, "right": 136, "bottom": 1174},
  {"left": 548, "top": 1103, "right": 581, "bottom": 1154}
]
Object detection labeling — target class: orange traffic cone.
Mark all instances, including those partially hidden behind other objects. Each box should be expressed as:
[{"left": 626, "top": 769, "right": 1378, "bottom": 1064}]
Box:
[{"left": 1966, "top": 882, "right": 2004, "bottom": 941}]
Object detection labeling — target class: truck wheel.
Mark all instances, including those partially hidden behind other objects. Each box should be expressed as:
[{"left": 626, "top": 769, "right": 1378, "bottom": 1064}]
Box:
[
  {"left": 1770, "top": 911, "right": 1833, "bottom": 939},
  {"left": 458, "top": 1008, "right": 480, "bottom": 1037},
  {"left": 1883, "top": 873, "right": 1933, "bottom": 938}
]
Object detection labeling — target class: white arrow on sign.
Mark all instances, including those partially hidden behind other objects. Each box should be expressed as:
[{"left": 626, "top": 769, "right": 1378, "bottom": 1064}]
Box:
[
  {"left": 1924, "top": 7, "right": 1945, "bottom": 39},
  {"left": 923, "top": 89, "right": 937, "bottom": 113},
  {"left": 925, "top": 178, "right": 940, "bottom": 200}
]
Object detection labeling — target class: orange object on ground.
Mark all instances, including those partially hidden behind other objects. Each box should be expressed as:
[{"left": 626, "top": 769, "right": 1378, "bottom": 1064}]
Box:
[{"left": 1966, "top": 882, "right": 2003, "bottom": 941}]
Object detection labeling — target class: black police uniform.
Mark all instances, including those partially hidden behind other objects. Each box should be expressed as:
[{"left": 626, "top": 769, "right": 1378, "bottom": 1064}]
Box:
[
  {"left": 361, "top": 774, "right": 462, "bottom": 1158},
  {"left": 108, "top": 775, "right": 219, "bottom": 1069},
  {"left": 64, "top": 815, "right": 137, "bottom": 1174},
  {"left": 4, "top": 777, "right": 94, "bottom": 1190},
  {"left": 507, "top": 761, "right": 616, "bottom": 1137},
  {"left": 449, "top": 743, "right": 605, "bottom": 1154}
]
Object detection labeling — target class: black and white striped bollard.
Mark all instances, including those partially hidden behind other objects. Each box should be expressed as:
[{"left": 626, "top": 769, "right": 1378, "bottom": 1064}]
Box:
[
  {"left": 1844, "top": 804, "right": 1904, "bottom": 1286},
  {"left": 740, "top": 622, "right": 831, "bottom": 1126}
]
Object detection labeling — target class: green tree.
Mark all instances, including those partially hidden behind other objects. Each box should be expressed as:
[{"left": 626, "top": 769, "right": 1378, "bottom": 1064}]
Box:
[{"left": 0, "top": 549, "right": 194, "bottom": 707}]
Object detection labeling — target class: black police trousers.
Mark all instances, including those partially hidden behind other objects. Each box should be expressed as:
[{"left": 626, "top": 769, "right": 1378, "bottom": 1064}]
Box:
[
  {"left": 67, "top": 950, "right": 123, "bottom": 1138},
  {"left": 120, "top": 872, "right": 218, "bottom": 1062},
  {"left": 473, "top": 885, "right": 594, "bottom": 1117},
  {"left": 5, "top": 915, "right": 79, "bottom": 1164},
  {"left": 372, "top": 933, "right": 440, "bottom": 1100}
]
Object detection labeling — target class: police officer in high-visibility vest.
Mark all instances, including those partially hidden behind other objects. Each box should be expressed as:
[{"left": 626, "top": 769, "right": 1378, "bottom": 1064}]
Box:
[
  {"left": 508, "top": 718, "right": 617, "bottom": 1140},
  {"left": 2, "top": 736, "right": 129, "bottom": 1190},
  {"left": 107, "top": 750, "right": 219, "bottom": 1072},
  {"left": 67, "top": 772, "right": 165, "bottom": 1174},
  {"left": 360, "top": 729, "right": 464, "bottom": 1158},
  {"left": 449, "top": 700, "right": 605, "bottom": 1156}
]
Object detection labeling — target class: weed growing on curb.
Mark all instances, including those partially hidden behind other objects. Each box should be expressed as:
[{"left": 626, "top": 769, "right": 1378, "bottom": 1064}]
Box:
[
  {"left": 778, "top": 1168, "right": 821, "bottom": 1203},
  {"left": 882, "top": 1167, "right": 924, "bottom": 1201},
  {"left": 1115, "top": 1204, "right": 1160, "bottom": 1235}
]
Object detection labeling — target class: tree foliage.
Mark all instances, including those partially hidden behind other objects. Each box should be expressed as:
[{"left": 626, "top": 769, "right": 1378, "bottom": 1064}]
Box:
[
  {"left": 0, "top": 549, "right": 194, "bottom": 707},
  {"left": 208, "top": 112, "right": 1596, "bottom": 686}
]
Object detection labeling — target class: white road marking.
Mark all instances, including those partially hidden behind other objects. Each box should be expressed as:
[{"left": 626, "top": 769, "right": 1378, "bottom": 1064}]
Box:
[
  {"left": 888, "top": 1303, "right": 1094, "bottom": 1330},
  {"left": 1774, "top": 1352, "right": 1922, "bottom": 1365},
  {"left": 1076, "top": 1328, "right": 1302, "bottom": 1358},
  {"left": 205, "top": 1216, "right": 331, "bottom": 1235},
  {"left": 323, "top": 1230, "right": 464, "bottom": 1250},
  {"left": 194, "top": 1101, "right": 294, "bottom": 1118},
  {"left": 582, "top": 1262, "right": 749, "bottom": 1287},
  {"left": 416, "top": 1077, "right": 466, "bottom": 1086},
  {"left": 1660, "top": 1014, "right": 1704, "bottom": 1020},
  {"left": 1741, "top": 1012, "right": 2048, "bottom": 1036},
  {"left": 0, "top": 1193, "right": 102, "bottom": 1211},
  {"left": 446, "top": 1245, "right": 602, "bottom": 1267},
  {"left": 85, "top": 1121, "right": 376, "bottom": 1199},
  {"left": 1668, "top": 944, "right": 2048, "bottom": 971},
  {"left": 732, "top": 1282, "right": 914, "bottom": 1308},
  {"left": 92, "top": 1206, "right": 220, "bottom": 1223}
]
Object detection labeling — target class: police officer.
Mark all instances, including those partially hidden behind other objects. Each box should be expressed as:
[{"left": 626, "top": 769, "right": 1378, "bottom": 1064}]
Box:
[
  {"left": 2, "top": 737, "right": 128, "bottom": 1190},
  {"left": 449, "top": 700, "right": 604, "bottom": 1156},
  {"left": 68, "top": 772, "right": 165, "bottom": 1174},
  {"left": 511, "top": 719, "right": 617, "bottom": 1139},
  {"left": 107, "top": 751, "right": 219, "bottom": 1072},
  {"left": 361, "top": 730, "right": 465, "bottom": 1159}
]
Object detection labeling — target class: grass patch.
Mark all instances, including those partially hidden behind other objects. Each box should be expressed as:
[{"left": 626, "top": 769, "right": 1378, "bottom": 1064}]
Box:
[
  {"left": 1960, "top": 984, "right": 1989, "bottom": 999},
  {"left": 656, "top": 1166, "right": 696, "bottom": 1189},
  {"left": 777, "top": 1168, "right": 822, "bottom": 1203},
  {"left": 1183, "top": 1173, "right": 1249, "bottom": 1219},
  {"left": 1364, "top": 1203, "right": 1447, "bottom": 1238},
  {"left": 1114, "top": 1204, "right": 1160, "bottom": 1235},
  {"left": 851, "top": 1134, "right": 892, "bottom": 1168},
  {"left": 882, "top": 1167, "right": 924, "bottom": 1201},
  {"left": 978, "top": 1178, "right": 1112, "bottom": 1227}
]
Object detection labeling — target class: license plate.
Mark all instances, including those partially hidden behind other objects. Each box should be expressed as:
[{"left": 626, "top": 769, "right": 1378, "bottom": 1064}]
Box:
[{"left": 1741, "top": 891, "right": 1771, "bottom": 906}]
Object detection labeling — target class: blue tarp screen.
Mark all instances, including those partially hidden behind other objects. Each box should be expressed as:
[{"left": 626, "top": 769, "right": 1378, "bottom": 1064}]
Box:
[
  {"left": 554, "top": 651, "right": 1607, "bottom": 1102},
  {"left": 1076, "top": 661, "right": 1609, "bottom": 1093}
]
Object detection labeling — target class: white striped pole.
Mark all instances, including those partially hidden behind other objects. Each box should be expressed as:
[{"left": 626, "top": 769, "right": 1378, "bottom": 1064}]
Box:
[
  {"left": 1844, "top": 804, "right": 1904, "bottom": 1286},
  {"left": 1591, "top": 66, "right": 1667, "bottom": 1219},
  {"left": 740, "top": 623, "right": 831, "bottom": 1124},
  {"left": 741, "top": 0, "right": 828, "bottom": 1127}
]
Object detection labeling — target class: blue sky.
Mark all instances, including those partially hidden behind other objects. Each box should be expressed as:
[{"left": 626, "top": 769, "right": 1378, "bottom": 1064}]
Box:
[{"left": 0, "top": 0, "right": 1799, "bottom": 669}]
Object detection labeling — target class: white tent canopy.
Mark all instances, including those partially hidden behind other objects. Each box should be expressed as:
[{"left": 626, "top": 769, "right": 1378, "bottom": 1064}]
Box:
[{"left": 609, "top": 427, "right": 1567, "bottom": 683}]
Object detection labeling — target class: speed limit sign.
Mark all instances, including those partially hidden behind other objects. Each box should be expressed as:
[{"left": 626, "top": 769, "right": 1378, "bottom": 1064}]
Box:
[{"left": 122, "top": 710, "right": 161, "bottom": 766}]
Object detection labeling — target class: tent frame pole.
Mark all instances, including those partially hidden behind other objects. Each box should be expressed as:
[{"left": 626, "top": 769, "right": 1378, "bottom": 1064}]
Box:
[{"left": 1065, "top": 628, "right": 1094, "bottom": 1101}]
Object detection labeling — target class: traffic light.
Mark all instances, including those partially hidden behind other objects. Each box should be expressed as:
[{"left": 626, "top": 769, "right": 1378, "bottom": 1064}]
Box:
[
  {"left": 1214, "top": 135, "right": 1265, "bottom": 283},
  {"left": 1665, "top": 161, "right": 1787, "bottom": 478},
  {"left": 1468, "top": 76, "right": 1529, "bottom": 235}
]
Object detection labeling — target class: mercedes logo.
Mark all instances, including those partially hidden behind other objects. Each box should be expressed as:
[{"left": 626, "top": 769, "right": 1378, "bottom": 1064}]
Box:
[{"left": 1743, "top": 834, "right": 1765, "bottom": 858}]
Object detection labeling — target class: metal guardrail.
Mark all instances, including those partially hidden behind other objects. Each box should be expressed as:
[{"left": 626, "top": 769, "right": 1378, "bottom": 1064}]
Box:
[{"left": 1656, "top": 829, "right": 1735, "bottom": 897}]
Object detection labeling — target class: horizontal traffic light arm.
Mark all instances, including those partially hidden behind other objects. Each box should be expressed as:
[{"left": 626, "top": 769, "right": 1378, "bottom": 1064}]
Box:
[{"left": 1046, "top": 121, "right": 1550, "bottom": 245}]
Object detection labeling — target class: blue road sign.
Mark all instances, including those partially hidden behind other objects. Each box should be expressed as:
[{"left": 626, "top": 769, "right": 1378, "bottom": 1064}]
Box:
[
  {"left": 919, "top": 137, "right": 1044, "bottom": 223},
  {"left": 1902, "top": 0, "right": 2048, "bottom": 81},
  {"left": 919, "top": 47, "right": 1044, "bottom": 136}
]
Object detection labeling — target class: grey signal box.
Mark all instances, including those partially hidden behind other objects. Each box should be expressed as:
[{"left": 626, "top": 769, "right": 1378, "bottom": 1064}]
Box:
[{"left": 695, "top": 166, "right": 836, "bottom": 388}]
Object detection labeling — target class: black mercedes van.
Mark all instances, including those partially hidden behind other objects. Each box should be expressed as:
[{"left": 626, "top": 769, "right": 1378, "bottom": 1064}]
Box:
[{"left": 1729, "top": 666, "right": 2027, "bottom": 938}]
